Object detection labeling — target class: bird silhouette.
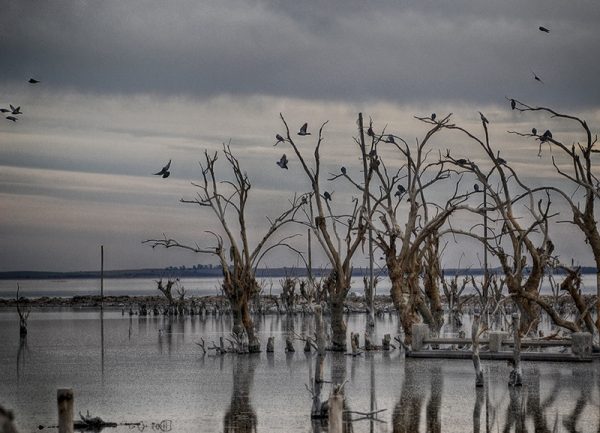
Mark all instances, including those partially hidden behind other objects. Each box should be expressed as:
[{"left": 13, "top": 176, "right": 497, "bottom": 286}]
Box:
[
  {"left": 323, "top": 191, "right": 332, "bottom": 201},
  {"left": 298, "top": 123, "right": 311, "bottom": 136},
  {"left": 510, "top": 99, "right": 516, "bottom": 110},
  {"left": 367, "top": 126, "right": 374, "bottom": 137},
  {"left": 386, "top": 135, "right": 395, "bottom": 144},
  {"left": 431, "top": 113, "right": 436, "bottom": 121},
  {"left": 28, "top": 78, "right": 40, "bottom": 84},
  {"left": 532, "top": 71, "right": 544, "bottom": 84},
  {"left": 539, "top": 26, "right": 550, "bottom": 33},
  {"left": 5, "top": 116, "right": 17, "bottom": 122},
  {"left": 340, "top": 166, "right": 346, "bottom": 175},
  {"left": 274, "top": 134, "right": 285, "bottom": 146},
  {"left": 153, "top": 159, "right": 171, "bottom": 178},
  {"left": 497, "top": 157, "right": 507, "bottom": 165},
  {"left": 541, "top": 130, "right": 553, "bottom": 142},
  {"left": 397, "top": 184, "right": 406, "bottom": 194},
  {"left": 0, "top": 108, "right": 9, "bottom": 113},
  {"left": 276, "top": 154, "right": 288, "bottom": 169},
  {"left": 10, "top": 105, "right": 22, "bottom": 115},
  {"left": 456, "top": 158, "right": 467, "bottom": 165},
  {"left": 479, "top": 112, "right": 489, "bottom": 125},
  {"left": 474, "top": 184, "right": 480, "bottom": 192},
  {"left": 532, "top": 128, "right": 537, "bottom": 135}
]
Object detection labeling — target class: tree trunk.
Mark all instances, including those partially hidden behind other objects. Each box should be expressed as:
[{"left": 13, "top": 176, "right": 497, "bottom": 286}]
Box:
[
  {"left": 241, "top": 300, "right": 260, "bottom": 353},
  {"left": 329, "top": 295, "right": 347, "bottom": 351}
]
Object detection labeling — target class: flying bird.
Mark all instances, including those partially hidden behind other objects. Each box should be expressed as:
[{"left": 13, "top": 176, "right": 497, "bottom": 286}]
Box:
[
  {"left": 298, "top": 123, "right": 311, "bottom": 136},
  {"left": 474, "top": 184, "right": 480, "bottom": 192},
  {"left": 539, "top": 26, "right": 550, "bottom": 33},
  {"left": 274, "top": 134, "right": 285, "bottom": 146},
  {"left": 28, "top": 78, "right": 40, "bottom": 84},
  {"left": 5, "top": 116, "right": 17, "bottom": 122},
  {"left": 479, "top": 112, "right": 489, "bottom": 125},
  {"left": 10, "top": 105, "right": 22, "bottom": 115},
  {"left": 510, "top": 99, "right": 516, "bottom": 110},
  {"left": 153, "top": 159, "right": 171, "bottom": 178},
  {"left": 340, "top": 166, "right": 346, "bottom": 175},
  {"left": 276, "top": 154, "right": 289, "bottom": 169},
  {"left": 532, "top": 71, "right": 544, "bottom": 84},
  {"left": 386, "top": 135, "right": 395, "bottom": 144},
  {"left": 431, "top": 113, "right": 436, "bottom": 121},
  {"left": 0, "top": 108, "right": 9, "bottom": 113},
  {"left": 323, "top": 191, "right": 332, "bottom": 201}
]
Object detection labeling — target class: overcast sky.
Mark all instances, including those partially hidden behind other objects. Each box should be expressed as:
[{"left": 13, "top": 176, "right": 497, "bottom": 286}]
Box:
[{"left": 1, "top": 0, "right": 600, "bottom": 272}]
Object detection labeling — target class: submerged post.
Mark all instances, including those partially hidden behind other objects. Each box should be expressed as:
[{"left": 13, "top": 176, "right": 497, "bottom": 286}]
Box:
[
  {"left": 328, "top": 387, "right": 344, "bottom": 433},
  {"left": 57, "top": 388, "right": 74, "bottom": 433}
]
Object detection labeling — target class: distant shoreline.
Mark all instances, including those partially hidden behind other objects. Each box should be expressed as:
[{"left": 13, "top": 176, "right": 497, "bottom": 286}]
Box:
[{"left": 1, "top": 266, "right": 597, "bottom": 280}]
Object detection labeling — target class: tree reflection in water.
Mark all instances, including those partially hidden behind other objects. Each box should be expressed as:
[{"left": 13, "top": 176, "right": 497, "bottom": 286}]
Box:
[
  {"left": 223, "top": 355, "right": 258, "bottom": 433},
  {"left": 393, "top": 360, "right": 431, "bottom": 433}
]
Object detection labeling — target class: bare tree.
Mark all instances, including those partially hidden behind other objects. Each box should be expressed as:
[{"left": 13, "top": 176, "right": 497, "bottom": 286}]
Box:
[
  {"left": 509, "top": 99, "right": 600, "bottom": 337},
  {"left": 353, "top": 115, "right": 470, "bottom": 344},
  {"left": 145, "top": 144, "right": 307, "bottom": 352},
  {"left": 278, "top": 115, "right": 376, "bottom": 351},
  {"left": 16, "top": 284, "right": 30, "bottom": 338}
]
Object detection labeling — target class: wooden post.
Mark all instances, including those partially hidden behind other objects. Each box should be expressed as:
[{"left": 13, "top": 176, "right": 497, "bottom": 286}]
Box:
[
  {"left": 328, "top": 387, "right": 344, "bottom": 433},
  {"left": 100, "top": 245, "right": 104, "bottom": 307},
  {"left": 57, "top": 388, "right": 74, "bottom": 433},
  {"left": 509, "top": 313, "right": 522, "bottom": 386},
  {"left": 471, "top": 312, "right": 484, "bottom": 387}
]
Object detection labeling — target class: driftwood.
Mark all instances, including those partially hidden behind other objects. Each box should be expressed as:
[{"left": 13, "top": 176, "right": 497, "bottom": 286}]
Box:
[{"left": 74, "top": 411, "right": 117, "bottom": 430}]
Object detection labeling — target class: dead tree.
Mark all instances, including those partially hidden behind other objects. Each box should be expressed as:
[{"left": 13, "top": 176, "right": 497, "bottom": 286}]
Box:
[
  {"left": 435, "top": 115, "right": 559, "bottom": 335},
  {"left": 145, "top": 145, "right": 307, "bottom": 352},
  {"left": 350, "top": 115, "right": 470, "bottom": 344},
  {"left": 16, "top": 285, "right": 30, "bottom": 338},
  {"left": 279, "top": 115, "right": 376, "bottom": 351},
  {"left": 510, "top": 99, "right": 600, "bottom": 337}
]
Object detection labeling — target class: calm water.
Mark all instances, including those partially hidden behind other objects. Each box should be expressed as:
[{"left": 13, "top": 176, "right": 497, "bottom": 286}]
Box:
[
  {"left": 1, "top": 273, "right": 598, "bottom": 299},
  {"left": 1, "top": 311, "right": 599, "bottom": 432}
]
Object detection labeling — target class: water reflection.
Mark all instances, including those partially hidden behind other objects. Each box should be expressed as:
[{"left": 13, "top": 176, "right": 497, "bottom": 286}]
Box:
[
  {"left": 223, "top": 356, "right": 258, "bottom": 433},
  {"left": 393, "top": 360, "right": 427, "bottom": 433}
]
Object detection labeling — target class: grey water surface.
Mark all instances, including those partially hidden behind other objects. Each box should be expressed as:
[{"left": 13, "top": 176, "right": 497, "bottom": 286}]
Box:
[{"left": 1, "top": 311, "right": 599, "bottom": 432}]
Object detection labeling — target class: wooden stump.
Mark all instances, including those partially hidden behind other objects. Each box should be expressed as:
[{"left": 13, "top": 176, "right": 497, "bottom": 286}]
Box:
[
  {"left": 57, "top": 389, "right": 74, "bottom": 433},
  {"left": 328, "top": 388, "right": 344, "bottom": 433},
  {"left": 266, "top": 337, "right": 274, "bottom": 353},
  {"left": 382, "top": 334, "right": 391, "bottom": 351},
  {"left": 285, "top": 337, "right": 295, "bottom": 352}
]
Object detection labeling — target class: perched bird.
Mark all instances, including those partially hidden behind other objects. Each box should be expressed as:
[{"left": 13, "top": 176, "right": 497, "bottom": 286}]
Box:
[
  {"left": 541, "top": 130, "right": 553, "bottom": 142},
  {"left": 474, "top": 184, "right": 480, "bottom": 192},
  {"left": 323, "top": 191, "right": 332, "bottom": 201},
  {"left": 497, "top": 157, "right": 507, "bottom": 165},
  {"left": 10, "top": 105, "right": 22, "bottom": 115},
  {"left": 367, "top": 126, "right": 374, "bottom": 137},
  {"left": 431, "top": 113, "right": 436, "bottom": 121},
  {"left": 397, "top": 184, "right": 406, "bottom": 194},
  {"left": 531, "top": 127, "right": 538, "bottom": 135},
  {"left": 301, "top": 196, "right": 307, "bottom": 205},
  {"left": 386, "top": 135, "right": 395, "bottom": 144},
  {"left": 28, "top": 78, "right": 40, "bottom": 84},
  {"left": 153, "top": 159, "right": 171, "bottom": 178},
  {"left": 394, "top": 190, "right": 402, "bottom": 198},
  {"left": 510, "top": 99, "right": 516, "bottom": 110},
  {"left": 5, "top": 116, "right": 17, "bottom": 122},
  {"left": 274, "top": 134, "right": 285, "bottom": 146},
  {"left": 456, "top": 158, "right": 467, "bottom": 165},
  {"left": 340, "top": 166, "right": 346, "bottom": 175},
  {"left": 479, "top": 111, "right": 489, "bottom": 125},
  {"left": 276, "top": 154, "right": 288, "bottom": 169},
  {"left": 532, "top": 71, "right": 544, "bottom": 84},
  {"left": 0, "top": 108, "right": 9, "bottom": 113},
  {"left": 298, "top": 123, "right": 311, "bottom": 136},
  {"left": 539, "top": 26, "right": 550, "bottom": 33}
]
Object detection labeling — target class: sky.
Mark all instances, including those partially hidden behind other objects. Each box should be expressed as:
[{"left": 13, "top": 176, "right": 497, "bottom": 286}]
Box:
[{"left": 1, "top": 0, "right": 600, "bottom": 272}]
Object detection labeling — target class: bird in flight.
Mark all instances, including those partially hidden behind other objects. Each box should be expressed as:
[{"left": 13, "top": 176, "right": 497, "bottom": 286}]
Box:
[
  {"left": 276, "top": 154, "right": 288, "bottom": 169},
  {"left": 154, "top": 160, "right": 171, "bottom": 178},
  {"left": 0, "top": 108, "right": 9, "bottom": 113},
  {"left": 274, "top": 134, "right": 285, "bottom": 146},
  {"left": 10, "top": 105, "right": 22, "bottom": 115},
  {"left": 28, "top": 78, "right": 40, "bottom": 84},
  {"left": 539, "top": 26, "right": 550, "bottom": 33},
  {"left": 531, "top": 70, "right": 544, "bottom": 84},
  {"left": 5, "top": 116, "right": 17, "bottom": 122},
  {"left": 298, "top": 123, "right": 311, "bottom": 136},
  {"left": 479, "top": 112, "right": 489, "bottom": 125}
]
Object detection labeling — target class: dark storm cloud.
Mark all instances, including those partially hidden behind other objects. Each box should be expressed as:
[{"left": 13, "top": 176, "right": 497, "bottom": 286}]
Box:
[{"left": 1, "top": 0, "right": 599, "bottom": 107}]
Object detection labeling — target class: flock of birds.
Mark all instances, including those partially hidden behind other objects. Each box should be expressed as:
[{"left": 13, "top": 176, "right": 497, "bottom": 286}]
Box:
[{"left": 2, "top": 78, "right": 39, "bottom": 122}]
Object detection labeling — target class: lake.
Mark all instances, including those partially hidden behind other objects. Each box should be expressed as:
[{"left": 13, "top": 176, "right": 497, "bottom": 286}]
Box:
[
  {"left": 1, "top": 310, "right": 598, "bottom": 432},
  {"left": 1, "top": 273, "right": 598, "bottom": 299}
]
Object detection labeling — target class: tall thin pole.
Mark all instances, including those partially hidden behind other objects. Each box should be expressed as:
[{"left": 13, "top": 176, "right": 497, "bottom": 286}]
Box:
[
  {"left": 358, "top": 113, "right": 375, "bottom": 330},
  {"left": 100, "top": 245, "right": 104, "bottom": 307},
  {"left": 307, "top": 228, "right": 313, "bottom": 282}
]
